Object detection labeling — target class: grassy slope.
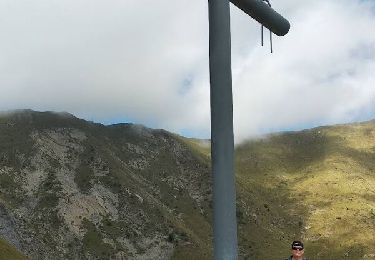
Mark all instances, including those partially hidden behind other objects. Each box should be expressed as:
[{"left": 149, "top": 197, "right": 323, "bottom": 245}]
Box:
[
  {"left": 1, "top": 111, "right": 375, "bottom": 259},
  {"left": 235, "top": 120, "right": 375, "bottom": 259},
  {"left": 0, "top": 238, "right": 27, "bottom": 260},
  {"left": 165, "top": 135, "right": 213, "bottom": 259}
]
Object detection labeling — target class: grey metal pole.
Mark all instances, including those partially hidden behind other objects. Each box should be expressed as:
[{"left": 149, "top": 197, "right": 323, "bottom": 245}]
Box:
[{"left": 208, "top": 0, "right": 238, "bottom": 259}]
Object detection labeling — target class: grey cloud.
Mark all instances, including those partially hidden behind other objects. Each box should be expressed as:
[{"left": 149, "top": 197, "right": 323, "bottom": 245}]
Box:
[
  {"left": 0, "top": 0, "right": 374, "bottom": 143},
  {"left": 233, "top": 0, "right": 375, "bottom": 142}
]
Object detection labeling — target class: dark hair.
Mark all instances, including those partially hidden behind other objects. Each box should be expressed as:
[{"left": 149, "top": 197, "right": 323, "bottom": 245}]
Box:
[{"left": 291, "top": 241, "right": 304, "bottom": 249}]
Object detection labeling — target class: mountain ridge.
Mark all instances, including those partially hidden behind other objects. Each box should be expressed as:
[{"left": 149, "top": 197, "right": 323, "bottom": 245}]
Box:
[
  {"left": 0, "top": 109, "right": 213, "bottom": 259},
  {"left": 0, "top": 109, "right": 374, "bottom": 259}
]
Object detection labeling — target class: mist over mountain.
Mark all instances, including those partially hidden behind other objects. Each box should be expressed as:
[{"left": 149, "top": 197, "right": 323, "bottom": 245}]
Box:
[{"left": 0, "top": 110, "right": 374, "bottom": 259}]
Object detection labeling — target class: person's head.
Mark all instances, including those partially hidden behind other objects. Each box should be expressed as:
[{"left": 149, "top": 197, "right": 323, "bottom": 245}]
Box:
[{"left": 291, "top": 241, "right": 305, "bottom": 258}]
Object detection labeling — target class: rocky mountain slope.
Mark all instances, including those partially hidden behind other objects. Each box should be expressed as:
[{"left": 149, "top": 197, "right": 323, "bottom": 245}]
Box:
[
  {"left": 1, "top": 110, "right": 375, "bottom": 259},
  {"left": 0, "top": 110, "right": 212, "bottom": 259}
]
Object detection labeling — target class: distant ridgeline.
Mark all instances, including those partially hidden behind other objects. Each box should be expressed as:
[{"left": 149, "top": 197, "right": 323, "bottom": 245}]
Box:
[{"left": 0, "top": 110, "right": 374, "bottom": 259}]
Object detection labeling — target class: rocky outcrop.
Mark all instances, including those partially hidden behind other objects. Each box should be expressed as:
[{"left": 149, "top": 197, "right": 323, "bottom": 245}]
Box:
[{"left": 0, "top": 111, "right": 212, "bottom": 259}]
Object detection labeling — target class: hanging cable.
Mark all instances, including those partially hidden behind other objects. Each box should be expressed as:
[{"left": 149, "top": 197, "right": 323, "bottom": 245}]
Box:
[
  {"left": 270, "top": 25, "right": 273, "bottom": 53},
  {"left": 260, "top": 0, "right": 273, "bottom": 53}
]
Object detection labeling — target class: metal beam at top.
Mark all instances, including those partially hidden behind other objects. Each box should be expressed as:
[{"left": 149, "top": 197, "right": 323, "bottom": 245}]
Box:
[{"left": 230, "top": 0, "right": 290, "bottom": 36}]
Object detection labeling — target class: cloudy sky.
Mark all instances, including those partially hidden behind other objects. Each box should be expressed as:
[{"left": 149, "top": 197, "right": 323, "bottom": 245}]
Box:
[{"left": 1, "top": 0, "right": 375, "bottom": 143}]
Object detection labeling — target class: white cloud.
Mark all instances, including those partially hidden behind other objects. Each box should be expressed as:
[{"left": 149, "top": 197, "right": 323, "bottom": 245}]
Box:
[
  {"left": 232, "top": 0, "right": 375, "bottom": 142},
  {"left": 0, "top": 0, "right": 210, "bottom": 130},
  {"left": 0, "top": 0, "right": 374, "bottom": 143}
]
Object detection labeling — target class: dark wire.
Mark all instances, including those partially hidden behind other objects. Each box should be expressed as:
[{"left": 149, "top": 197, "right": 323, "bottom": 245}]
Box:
[
  {"left": 261, "top": 0, "right": 273, "bottom": 53},
  {"left": 270, "top": 29, "right": 273, "bottom": 53}
]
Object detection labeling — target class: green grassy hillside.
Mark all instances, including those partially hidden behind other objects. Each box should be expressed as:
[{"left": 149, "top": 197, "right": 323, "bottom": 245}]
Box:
[
  {"left": 0, "top": 238, "right": 27, "bottom": 260},
  {"left": 1, "top": 110, "right": 374, "bottom": 259},
  {"left": 235, "top": 120, "right": 375, "bottom": 259}
]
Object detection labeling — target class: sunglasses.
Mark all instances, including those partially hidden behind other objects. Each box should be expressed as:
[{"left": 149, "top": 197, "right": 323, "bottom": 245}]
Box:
[{"left": 292, "top": 247, "right": 304, "bottom": 251}]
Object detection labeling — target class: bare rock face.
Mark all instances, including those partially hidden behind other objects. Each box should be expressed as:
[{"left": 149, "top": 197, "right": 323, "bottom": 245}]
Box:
[
  {"left": 0, "top": 204, "right": 22, "bottom": 250},
  {"left": 0, "top": 111, "right": 213, "bottom": 259}
]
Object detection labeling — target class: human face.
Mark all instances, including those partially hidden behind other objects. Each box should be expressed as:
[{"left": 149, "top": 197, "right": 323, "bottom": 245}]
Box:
[{"left": 292, "top": 246, "right": 304, "bottom": 257}]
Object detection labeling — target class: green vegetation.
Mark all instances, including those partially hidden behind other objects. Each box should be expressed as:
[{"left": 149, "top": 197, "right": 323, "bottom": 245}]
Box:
[
  {"left": 74, "top": 142, "right": 97, "bottom": 194},
  {"left": 0, "top": 170, "right": 25, "bottom": 207},
  {"left": 37, "top": 172, "right": 62, "bottom": 209},
  {"left": 82, "top": 218, "right": 116, "bottom": 257},
  {"left": 175, "top": 135, "right": 211, "bottom": 163},
  {"left": 1, "top": 110, "right": 374, "bottom": 259},
  {"left": 0, "top": 238, "right": 27, "bottom": 260},
  {"left": 235, "top": 121, "right": 375, "bottom": 259},
  {"left": 0, "top": 122, "right": 34, "bottom": 170},
  {"left": 75, "top": 164, "right": 94, "bottom": 194},
  {"left": 100, "top": 217, "right": 123, "bottom": 238},
  {"left": 0, "top": 171, "right": 18, "bottom": 191}
]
